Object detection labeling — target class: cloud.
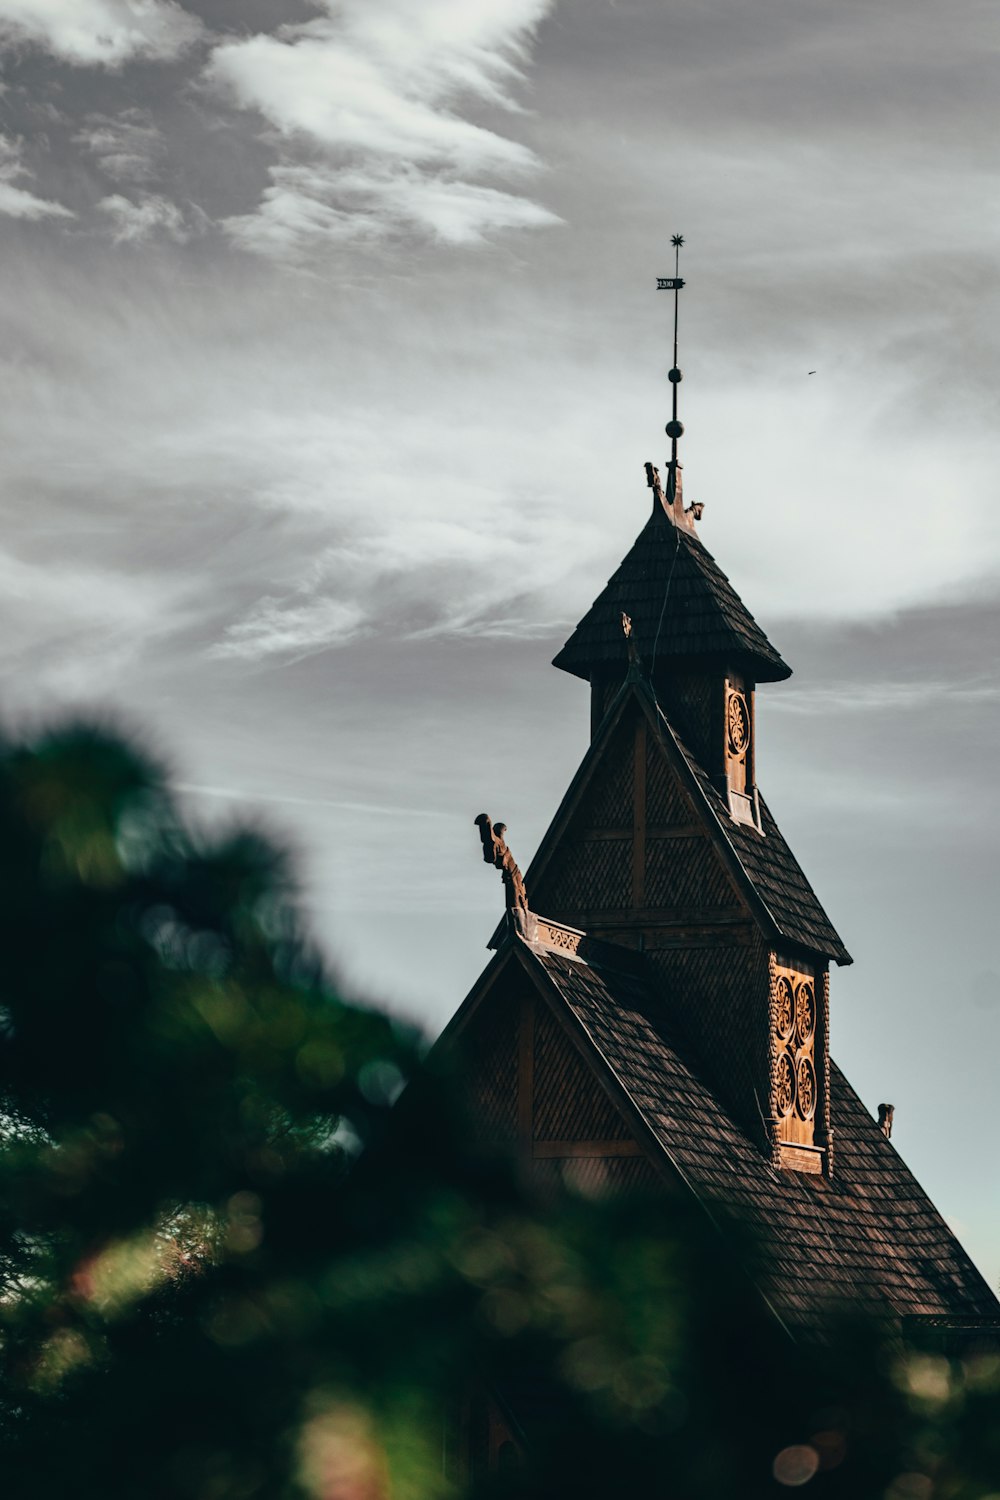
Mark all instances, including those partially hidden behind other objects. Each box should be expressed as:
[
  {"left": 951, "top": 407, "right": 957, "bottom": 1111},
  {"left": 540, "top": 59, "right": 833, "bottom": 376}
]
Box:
[
  {"left": 0, "top": 0, "right": 202, "bottom": 67},
  {"left": 0, "top": 543, "right": 191, "bottom": 700},
  {"left": 223, "top": 160, "right": 560, "bottom": 257},
  {"left": 207, "top": 0, "right": 559, "bottom": 257},
  {"left": 208, "top": 496, "right": 595, "bottom": 663},
  {"left": 0, "top": 179, "right": 74, "bottom": 221},
  {"left": 99, "top": 192, "right": 200, "bottom": 242},
  {"left": 0, "top": 133, "right": 74, "bottom": 220},
  {"left": 176, "top": 782, "right": 443, "bottom": 820},
  {"left": 768, "top": 678, "right": 1000, "bottom": 716},
  {"left": 74, "top": 111, "right": 165, "bottom": 183},
  {"left": 208, "top": 25, "right": 539, "bottom": 174},
  {"left": 209, "top": 596, "right": 367, "bottom": 662}
]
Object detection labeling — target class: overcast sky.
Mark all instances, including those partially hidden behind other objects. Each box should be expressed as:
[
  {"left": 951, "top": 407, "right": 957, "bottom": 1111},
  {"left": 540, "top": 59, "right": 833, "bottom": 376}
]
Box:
[{"left": 2, "top": 0, "right": 999, "bottom": 1283}]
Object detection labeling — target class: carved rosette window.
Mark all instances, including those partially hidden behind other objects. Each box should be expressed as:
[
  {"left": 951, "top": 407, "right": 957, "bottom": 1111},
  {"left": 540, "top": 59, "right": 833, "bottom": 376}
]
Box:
[
  {"left": 773, "top": 965, "right": 820, "bottom": 1150},
  {"left": 727, "top": 690, "right": 750, "bottom": 760},
  {"left": 724, "top": 686, "right": 756, "bottom": 824}
]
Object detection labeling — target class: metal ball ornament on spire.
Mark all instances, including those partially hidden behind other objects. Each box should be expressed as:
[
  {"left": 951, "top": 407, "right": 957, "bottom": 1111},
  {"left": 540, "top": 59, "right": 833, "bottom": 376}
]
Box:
[{"left": 656, "top": 233, "right": 686, "bottom": 489}]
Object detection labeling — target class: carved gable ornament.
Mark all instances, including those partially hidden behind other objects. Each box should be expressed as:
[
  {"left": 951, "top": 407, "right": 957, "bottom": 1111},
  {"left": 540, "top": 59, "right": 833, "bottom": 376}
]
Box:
[{"left": 771, "top": 960, "right": 827, "bottom": 1174}]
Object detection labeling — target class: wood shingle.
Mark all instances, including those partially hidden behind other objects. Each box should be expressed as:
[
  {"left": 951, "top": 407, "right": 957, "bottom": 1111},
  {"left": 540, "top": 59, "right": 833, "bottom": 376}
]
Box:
[
  {"left": 552, "top": 503, "right": 791, "bottom": 684},
  {"left": 518, "top": 939, "right": 998, "bottom": 1340}
]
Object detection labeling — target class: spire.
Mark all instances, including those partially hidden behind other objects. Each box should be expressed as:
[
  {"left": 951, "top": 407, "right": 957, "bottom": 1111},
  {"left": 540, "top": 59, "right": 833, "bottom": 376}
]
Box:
[
  {"left": 553, "top": 250, "right": 790, "bottom": 749},
  {"left": 654, "top": 235, "right": 701, "bottom": 534},
  {"left": 662, "top": 232, "right": 685, "bottom": 484},
  {"left": 556, "top": 240, "right": 789, "bottom": 686}
]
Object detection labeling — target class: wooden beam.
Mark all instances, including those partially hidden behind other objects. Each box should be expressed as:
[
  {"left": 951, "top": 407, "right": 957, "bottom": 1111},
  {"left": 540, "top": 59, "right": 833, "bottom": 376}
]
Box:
[
  {"left": 645, "top": 825, "right": 706, "bottom": 841},
  {"left": 632, "top": 717, "right": 646, "bottom": 908},
  {"left": 560, "top": 907, "right": 748, "bottom": 928},
  {"left": 644, "top": 926, "right": 754, "bottom": 949},
  {"left": 577, "top": 824, "right": 704, "bottom": 843},
  {"left": 517, "top": 990, "right": 534, "bottom": 1165}
]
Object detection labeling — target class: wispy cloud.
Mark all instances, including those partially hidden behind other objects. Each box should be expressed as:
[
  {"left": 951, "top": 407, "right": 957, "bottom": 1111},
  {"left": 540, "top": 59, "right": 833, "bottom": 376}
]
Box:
[
  {"left": 176, "top": 782, "right": 443, "bottom": 819},
  {"left": 769, "top": 677, "right": 1000, "bottom": 715},
  {"left": 0, "top": 543, "right": 192, "bottom": 699},
  {"left": 0, "top": 0, "right": 202, "bottom": 68},
  {"left": 0, "top": 134, "right": 73, "bottom": 220},
  {"left": 207, "top": 15, "right": 542, "bottom": 172},
  {"left": 207, "top": 500, "right": 596, "bottom": 663},
  {"left": 207, "top": 0, "right": 560, "bottom": 258},
  {"left": 99, "top": 191, "right": 200, "bottom": 243},
  {"left": 0, "top": 179, "right": 74, "bottom": 221},
  {"left": 74, "top": 110, "right": 165, "bottom": 183},
  {"left": 209, "top": 595, "right": 367, "bottom": 662},
  {"left": 223, "top": 160, "right": 560, "bottom": 256}
]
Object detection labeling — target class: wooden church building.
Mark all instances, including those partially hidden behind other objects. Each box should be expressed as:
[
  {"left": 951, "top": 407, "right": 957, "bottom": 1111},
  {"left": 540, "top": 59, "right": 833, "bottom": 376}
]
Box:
[{"left": 443, "top": 452, "right": 998, "bottom": 1361}]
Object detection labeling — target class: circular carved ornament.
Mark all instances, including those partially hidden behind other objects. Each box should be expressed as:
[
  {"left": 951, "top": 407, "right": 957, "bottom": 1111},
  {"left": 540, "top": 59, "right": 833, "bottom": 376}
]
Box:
[
  {"left": 775, "top": 975, "right": 794, "bottom": 1042},
  {"left": 727, "top": 692, "right": 750, "bottom": 757},
  {"left": 796, "top": 1056, "right": 817, "bottom": 1120},
  {"left": 775, "top": 1052, "right": 795, "bottom": 1117},
  {"left": 795, "top": 980, "right": 816, "bottom": 1045}
]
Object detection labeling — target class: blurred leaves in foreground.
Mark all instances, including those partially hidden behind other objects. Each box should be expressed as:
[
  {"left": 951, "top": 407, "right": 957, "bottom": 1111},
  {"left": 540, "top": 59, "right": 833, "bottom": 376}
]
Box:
[{"left": 0, "top": 723, "right": 997, "bottom": 1499}]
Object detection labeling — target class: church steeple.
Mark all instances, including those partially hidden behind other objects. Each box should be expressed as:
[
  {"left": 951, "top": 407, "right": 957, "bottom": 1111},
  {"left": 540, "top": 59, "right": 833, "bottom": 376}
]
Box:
[
  {"left": 552, "top": 477, "right": 790, "bottom": 821},
  {"left": 537, "top": 256, "right": 848, "bottom": 1174},
  {"left": 552, "top": 244, "right": 790, "bottom": 826}
]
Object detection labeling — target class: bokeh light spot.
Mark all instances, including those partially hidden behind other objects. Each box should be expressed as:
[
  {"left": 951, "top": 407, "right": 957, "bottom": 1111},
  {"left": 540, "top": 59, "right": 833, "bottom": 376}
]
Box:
[
  {"left": 773, "top": 1445, "right": 820, "bottom": 1486},
  {"left": 885, "top": 1474, "right": 933, "bottom": 1500},
  {"left": 901, "top": 1355, "right": 951, "bottom": 1403}
]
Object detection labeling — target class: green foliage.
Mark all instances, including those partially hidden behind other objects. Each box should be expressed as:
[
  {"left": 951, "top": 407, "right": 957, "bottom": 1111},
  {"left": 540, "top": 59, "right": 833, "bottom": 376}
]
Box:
[{"left": 0, "top": 722, "right": 996, "bottom": 1499}]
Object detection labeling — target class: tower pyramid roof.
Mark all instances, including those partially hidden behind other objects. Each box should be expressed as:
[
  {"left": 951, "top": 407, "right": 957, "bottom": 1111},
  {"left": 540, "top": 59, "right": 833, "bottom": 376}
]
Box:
[{"left": 552, "top": 491, "right": 791, "bottom": 684}]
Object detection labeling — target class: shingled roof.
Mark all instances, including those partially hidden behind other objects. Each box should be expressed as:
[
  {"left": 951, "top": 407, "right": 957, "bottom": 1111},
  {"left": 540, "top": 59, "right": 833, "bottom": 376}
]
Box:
[
  {"left": 649, "top": 692, "right": 851, "bottom": 963},
  {"left": 552, "top": 502, "right": 791, "bottom": 684},
  {"left": 521, "top": 681, "right": 850, "bottom": 965},
  {"left": 520, "top": 940, "right": 997, "bottom": 1340}
]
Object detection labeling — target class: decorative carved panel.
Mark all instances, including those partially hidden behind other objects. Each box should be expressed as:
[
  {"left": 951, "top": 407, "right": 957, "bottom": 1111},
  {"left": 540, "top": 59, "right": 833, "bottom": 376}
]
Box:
[
  {"left": 727, "top": 690, "right": 750, "bottom": 759},
  {"left": 772, "top": 963, "right": 821, "bottom": 1155},
  {"left": 724, "top": 674, "right": 760, "bottom": 829}
]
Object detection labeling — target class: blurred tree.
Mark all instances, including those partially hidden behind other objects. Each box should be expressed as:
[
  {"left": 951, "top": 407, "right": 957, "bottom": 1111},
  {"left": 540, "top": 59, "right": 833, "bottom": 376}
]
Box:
[{"left": 0, "top": 723, "right": 995, "bottom": 1499}]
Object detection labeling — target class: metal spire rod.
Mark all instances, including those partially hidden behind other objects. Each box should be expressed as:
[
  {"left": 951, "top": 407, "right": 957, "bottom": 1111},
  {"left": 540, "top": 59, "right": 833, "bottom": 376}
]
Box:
[{"left": 657, "top": 234, "right": 685, "bottom": 503}]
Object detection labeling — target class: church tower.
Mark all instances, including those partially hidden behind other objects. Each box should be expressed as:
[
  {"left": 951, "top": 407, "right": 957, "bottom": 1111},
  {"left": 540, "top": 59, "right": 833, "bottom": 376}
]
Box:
[
  {"left": 442, "top": 250, "right": 996, "bottom": 1375},
  {"left": 530, "top": 246, "right": 845, "bottom": 1174},
  {"left": 535, "top": 455, "right": 843, "bottom": 1174}
]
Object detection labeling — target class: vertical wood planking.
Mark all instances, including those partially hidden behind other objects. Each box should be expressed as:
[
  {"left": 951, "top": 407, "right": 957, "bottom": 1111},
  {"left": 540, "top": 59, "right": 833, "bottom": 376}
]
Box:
[
  {"left": 517, "top": 990, "right": 534, "bottom": 1166},
  {"left": 632, "top": 717, "right": 646, "bottom": 909}
]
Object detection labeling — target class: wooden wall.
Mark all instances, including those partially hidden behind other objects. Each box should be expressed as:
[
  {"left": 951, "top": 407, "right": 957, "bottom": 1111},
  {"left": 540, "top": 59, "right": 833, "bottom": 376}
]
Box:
[
  {"left": 458, "top": 975, "right": 662, "bottom": 1198},
  {"left": 529, "top": 694, "right": 828, "bottom": 1171}
]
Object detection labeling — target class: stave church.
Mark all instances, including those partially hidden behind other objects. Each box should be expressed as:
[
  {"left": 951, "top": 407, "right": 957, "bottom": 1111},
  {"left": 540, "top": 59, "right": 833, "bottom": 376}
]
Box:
[{"left": 436, "top": 274, "right": 998, "bottom": 1473}]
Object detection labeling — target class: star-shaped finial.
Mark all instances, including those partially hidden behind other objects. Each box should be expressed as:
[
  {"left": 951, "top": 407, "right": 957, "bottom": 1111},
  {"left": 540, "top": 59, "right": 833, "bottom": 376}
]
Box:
[{"left": 671, "top": 233, "right": 684, "bottom": 248}]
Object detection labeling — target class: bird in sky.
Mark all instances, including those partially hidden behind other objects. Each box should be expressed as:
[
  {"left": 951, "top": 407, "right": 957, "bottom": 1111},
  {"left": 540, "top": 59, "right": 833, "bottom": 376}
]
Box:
[{"left": 808, "top": 370, "right": 817, "bottom": 375}]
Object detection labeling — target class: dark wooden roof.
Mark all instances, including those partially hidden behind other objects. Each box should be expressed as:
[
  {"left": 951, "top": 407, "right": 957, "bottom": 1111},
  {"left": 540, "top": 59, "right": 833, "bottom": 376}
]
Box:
[
  {"left": 520, "top": 682, "right": 850, "bottom": 965},
  {"left": 654, "top": 693, "right": 851, "bottom": 963},
  {"left": 552, "top": 504, "right": 791, "bottom": 684},
  {"left": 521, "top": 941, "right": 997, "bottom": 1340}
]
